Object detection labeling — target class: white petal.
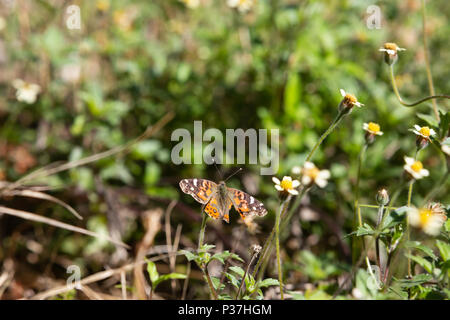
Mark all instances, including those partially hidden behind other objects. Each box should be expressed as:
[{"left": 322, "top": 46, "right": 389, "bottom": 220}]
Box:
[
  {"left": 429, "top": 129, "right": 436, "bottom": 136},
  {"left": 288, "top": 189, "right": 299, "bottom": 195},
  {"left": 404, "top": 156, "right": 415, "bottom": 166},
  {"left": 302, "top": 176, "right": 312, "bottom": 185},
  {"left": 376, "top": 131, "right": 384, "bottom": 136},
  {"left": 272, "top": 177, "right": 280, "bottom": 185},
  {"left": 315, "top": 178, "right": 327, "bottom": 188},
  {"left": 283, "top": 176, "right": 292, "bottom": 182},
  {"left": 318, "top": 170, "right": 330, "bottom": 179},
  {"left": 420, "top": 169, "right": 429, "bottom": 177},
  {"left": 292, "top": 180, "right": 300, "bottom": 188},
  {"left": 340, "top": 89, "right": 346, "bottom": 97},
  {"left": 412, "top": 130, "right": 421, "bottom": 136},
  {"left": 379, "top": 48, "right": 387, "bottom": 52},
  {"left": 414, "top": 125, "right": 421, "bottom": 131},
  {"left": 275, "top": 185, "right": 284, "bottom": 191},
  {"left": 363, "top": 123, "right": 369, "bottom": 130},
  {"left": 303, "top": 161, "right": 315, "bottom": 169},
  {"left": 291, "top": 166, "right": 301, "bottom": 175}
]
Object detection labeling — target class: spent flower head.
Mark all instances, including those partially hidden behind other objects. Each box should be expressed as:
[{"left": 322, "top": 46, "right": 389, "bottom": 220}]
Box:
[
  {"left": 408, "top": 203, "right": 447, "bottom": 236},
  {"left": 339, "top": 89, "right": 364, "bottom": 114},
  {"left": 403, "top": 156, "right": 429, "bottom": 180},
  {"left": 12, "top": 79, "right": 41, "bottom": 104},
  {"left": 376, "top": 188, "right": 390, "bottom": 206},
  {"left": 379, "top": 42, "right": 406, "bottom": 65},
  {"left": 272, "top": 176, "right": 300, "bottom": 196}
]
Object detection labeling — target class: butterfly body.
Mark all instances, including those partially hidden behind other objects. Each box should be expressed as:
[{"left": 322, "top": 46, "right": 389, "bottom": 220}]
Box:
[{"left": 179, "top": 178, "right": 267, "bottom": 223}]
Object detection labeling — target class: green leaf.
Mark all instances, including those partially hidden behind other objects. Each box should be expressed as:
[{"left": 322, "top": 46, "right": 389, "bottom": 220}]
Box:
[
  {"left": 179, "top": 250, "right": 197, "bottom": 262},
  {"left": 438, "top": 111, "right": 450, "bottom": 139},
  {"left": 258, "top": 278, "right": 280, "bottom": 288},
  {"left": 436, "top": 240, "right": 450, "bottom": 261},
  {"left": 397, "top": 274, "right": 433, "bottom": 288},
  {"left": 417, "top": 113, "right": 439, "bottom": 128},
  {"left": 154, "top": 273, "right": 187, "bottom": 288},
  {"left": 211, "top": 251, "right": 244, "bottom": 264},
  {"left": 224, "top": 273, "right": 240, "bottom": 289},
  {"left": 405, "top": 254, "right": 433, "bottom": 274},
  {"left": 405, "top": 241, "right": 438, "bottom": 260},
  {"left": 382, "top": 206, "right": 407, "bottom": 230},
  {"left": 209, "top": 276, "right": 225, "bottom": 291},
  {"left": 146, "top": 260, "right": 159, "bottom": 284},
  {"left": 229, "top": 266, "right": 245, "bottom": 277}
]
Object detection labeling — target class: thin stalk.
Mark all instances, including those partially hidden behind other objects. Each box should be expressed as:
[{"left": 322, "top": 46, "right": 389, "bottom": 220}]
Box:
[
  {"left": 353, "top": 143, "right": 368, "bottom": 265},
  {"left": 197, "top": 212, "right": 217, "bottom": 299},
  {"left": 406, "top": 180, "right": 414, "bottom": 278},
  {"left": 203, "top": 267, "right": 218, "bottom": 300},
  {"left": 236, "top": 250, "right": 258, "bottom": 300},
  {"left": 375, "top": 203, "right": 385, "bottom": 280},
  {"left": 421, "top": 0, "right": 440, "bottom": 122},
  {"left": 275, "top": 197, "right": 290, "bottom": 300},
  {"left": 198, "top": 212, "right": 207, "bottom": 249},
  {"left": 389, "top": 64, "right": 450, "bottom": 107}
]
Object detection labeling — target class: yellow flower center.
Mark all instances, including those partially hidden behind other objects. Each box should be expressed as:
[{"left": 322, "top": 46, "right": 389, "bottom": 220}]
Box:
[
  {"left": 367, "top": 122, "right": 380, "bottom": 133},
  {"left": 304, "top": 167, "right": 320, "bottom": 180},
  {"left": 418, "top": 209, "right": 432, "bottom": 227},
  {"left": 419, "top": 126, "right": 431, "bottom": 137},
  {"left": 384, "top": 42, "right": 398, "bottom": 51},
  {"left": 344, "top": 93, "right": 357, "bottom": 104},
  {"left": 411, "top": 161, "right": 423, "bottom": 173},
  {"left": 280, "top": 179, "right": 293, "bottom": 190}
]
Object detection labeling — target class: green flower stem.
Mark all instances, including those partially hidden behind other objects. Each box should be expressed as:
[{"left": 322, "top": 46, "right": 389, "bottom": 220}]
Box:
[
  {"left": 421, "top": 0, "right": 440, "bottom": 122},
  {"left": 355, "top": 143, "right": 368, "bottom": 228},
  {"left": 352, "top": 143, "right": 368, "bottom": 265},
  {"left": 406, "top": 180, "right": 414, "bottom": 278},
  {"left": 375, "top": 203, "right": 385, "bottom": 280},
  {"left": 305, "top": 111, "right": 346, "bottom": 163},
  {"left": 197, "top": 212, "right": 218, "bottom": 300},
  {"left": 389, "top": 64, "right": 450, "bottom": 108},
  {"left": 275, "top": 196, "right": 290, "bottom": 300},
  {"left": 198, "top": 211, "right": 207, "bottom": 249},
  {"left": 253, "top": 108, "right": 346, "bottom": 283},
  {"left": 359, "top": 204, "right": 397, "bottom": 210},
  {"left": 235, "top": 249, "right": 258, "bottom": 300}
]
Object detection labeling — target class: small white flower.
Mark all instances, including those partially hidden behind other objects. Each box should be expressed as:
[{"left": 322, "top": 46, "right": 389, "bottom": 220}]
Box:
[
  {"left": 408, "top": 204, "right": 447, "bottom": 236},
  {"left": 300, "top": 162, "right": 330, "bottom": 188},
  {"left": 363, "top": 122, "right": 383, "bottom": 136},
  {"left": 272, "top": 176, "right": 300, "bottom": 195},
  {"left": 12, "top": 79, "right": 41, "bottom": 104},
  {"left": 403, "top": 156, "right": 429, "bottom": 180},
  {"left": 339, "top": 89, "right": 364, "bottom": 108},
  {"left": 412, "top": 125, "right": 436, "bottom": 140},
  {"left": 291, "top": 166, "right": 301, "bottom": 175}
]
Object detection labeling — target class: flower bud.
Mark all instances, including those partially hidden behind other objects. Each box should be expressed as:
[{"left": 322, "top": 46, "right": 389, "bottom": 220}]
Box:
[{"left": 376, "top": 189, "right": 389, "bottom": 206}]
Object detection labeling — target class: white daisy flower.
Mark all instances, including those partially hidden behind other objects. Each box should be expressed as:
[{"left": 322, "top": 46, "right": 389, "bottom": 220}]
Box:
[
  {"left": 272, "top": 176, "right": 300, "bottom": 195},
  {"left": 408, "top": 203, "right": 447, "bottom": 236},
  {"left": 442, "top": 144, "right": 450, "bottom": 156},
  {"left": 12, "top": 79, "right": 41, "bottom": 104},
  {"left": 363, "top": 122, "right": 383, "bottom": 136},
  {"left": 403, "top": 156, "right": 429, "bottom": 180},
  {"left": 300, "top": 162, "right": 330, "bottom": 188},
  {"left": 412, "top": 125, "right": 436, "bottom": 140}
]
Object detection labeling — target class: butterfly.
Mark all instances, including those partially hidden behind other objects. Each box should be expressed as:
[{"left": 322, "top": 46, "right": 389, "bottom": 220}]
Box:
[{"left": 179, "top": 178, "right": 267, "bottom": 223}]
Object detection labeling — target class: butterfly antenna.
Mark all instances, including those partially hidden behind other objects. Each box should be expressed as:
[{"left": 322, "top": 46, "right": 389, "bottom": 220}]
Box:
[{"left": 224, "top": 168, "right": 243, "bottom": 182}]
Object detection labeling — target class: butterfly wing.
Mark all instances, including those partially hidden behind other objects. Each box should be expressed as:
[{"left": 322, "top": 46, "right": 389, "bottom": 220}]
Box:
[
  {"left": 227, "top": 188, "right": 267, "bottom": 220},
  {"left": 179, "top": 179, "right": 217, "bottom": 204},
  {"left": 204, "top": 196, "right": 233, "bottom": 223}
]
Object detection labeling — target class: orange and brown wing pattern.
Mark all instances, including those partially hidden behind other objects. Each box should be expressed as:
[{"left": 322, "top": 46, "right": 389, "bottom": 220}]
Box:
[
  {"left": 228, "top": 188, "right": 267, "bottom": 220},
  {"left": 179, "top": 179, "right": 217, "bottom": 204},
  {"left": 204, "top": 196, "right": 232, "bottom": 223}
]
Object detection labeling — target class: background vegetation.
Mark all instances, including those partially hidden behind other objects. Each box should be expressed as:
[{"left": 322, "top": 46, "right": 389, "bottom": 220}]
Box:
[{"left": 0, "top": 0, "right": 448, "bottom": 300}]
